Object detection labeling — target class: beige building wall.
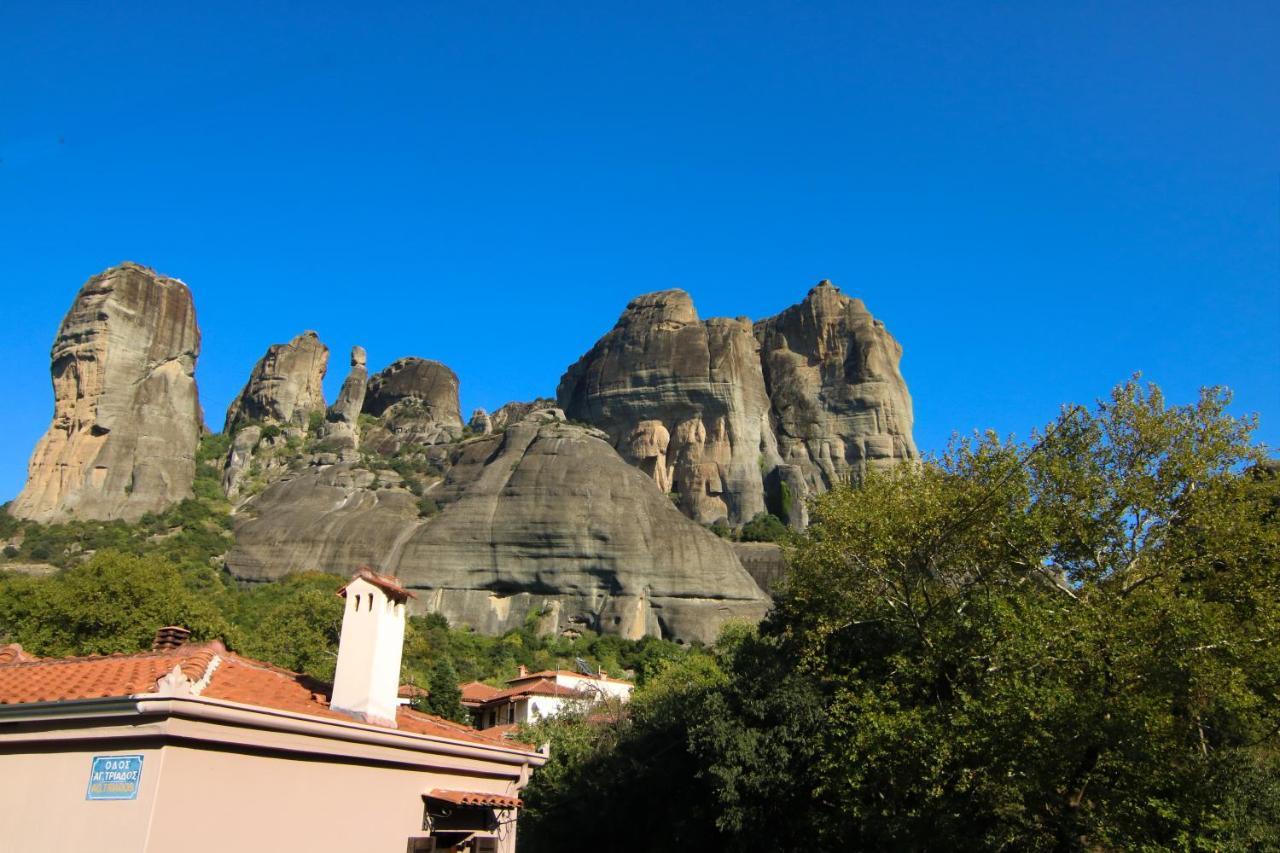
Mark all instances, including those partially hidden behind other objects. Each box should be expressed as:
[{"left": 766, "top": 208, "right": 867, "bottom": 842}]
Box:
[
  {"left": 0, "top": 744, "right": 165, "bottom": 852},
  {"left": 0, "top": 710, "right": 533, "bottom": 853}
]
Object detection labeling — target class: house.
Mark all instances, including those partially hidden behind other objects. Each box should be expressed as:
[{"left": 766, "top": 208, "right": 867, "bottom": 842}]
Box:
[
  {"left": 462, "top": 666, "right": 635, "bottom": 732},
  {"left": 0, "top": 568, "right": 545, "bottom": 853}
]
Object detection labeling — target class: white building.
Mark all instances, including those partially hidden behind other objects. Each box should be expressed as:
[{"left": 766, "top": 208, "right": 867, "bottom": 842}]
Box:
[{"left": 462, "top": 667, "right": 634, "bottom": 732}]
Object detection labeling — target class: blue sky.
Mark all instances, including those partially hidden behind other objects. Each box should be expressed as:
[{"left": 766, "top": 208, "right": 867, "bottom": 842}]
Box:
[{"left": 1, "top": 2, "right": 1277, "bottom": 502}]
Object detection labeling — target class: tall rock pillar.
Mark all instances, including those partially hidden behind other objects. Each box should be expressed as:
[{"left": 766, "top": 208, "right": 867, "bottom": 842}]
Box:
[{"left": 10, "top": 262, "right": 203, "bottom": 522}]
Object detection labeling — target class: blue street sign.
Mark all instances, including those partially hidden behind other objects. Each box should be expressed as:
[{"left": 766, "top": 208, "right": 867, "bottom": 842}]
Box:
[{"left": 86, "top": 755, "right": 144, "bottom": 801}]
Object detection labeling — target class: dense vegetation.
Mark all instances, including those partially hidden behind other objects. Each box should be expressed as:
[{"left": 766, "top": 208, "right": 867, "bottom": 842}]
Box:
[
  {"left": 0, "top": 433, "right": 688, "bottom": 725},
  {"left": 516, "top": 379, "right": 1280, "bottom": 852}
]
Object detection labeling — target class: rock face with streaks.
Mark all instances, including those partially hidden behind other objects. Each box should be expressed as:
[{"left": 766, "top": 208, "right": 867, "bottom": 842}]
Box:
[
  {"left": 754, "top": 280, "right": 918, "bottom": 494},
  {"left": 558, "top": 281, "right": 917, "bottom": 528},
  {"left": 225, "top": 412, "right": 769, "bottom": 644},
  {"left": 10, "top": 262, "right": 202, "bottom": 522},
  {"left": 224, "top": 331, "right": 328, "bottom": 433},
  {"left": 558, "top": 291, "right": 777, "bottom": 526}
]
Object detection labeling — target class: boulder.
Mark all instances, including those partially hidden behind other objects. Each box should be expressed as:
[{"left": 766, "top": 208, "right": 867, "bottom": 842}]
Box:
[
  {"left": 225, "top": 415, "right": 770, "bottom": 644},
  {"left": 10, "top": 262, "right": 202, "bottom": 522},
  {"left": 224, "top": 331, "right": 328, "bottom": 432}
]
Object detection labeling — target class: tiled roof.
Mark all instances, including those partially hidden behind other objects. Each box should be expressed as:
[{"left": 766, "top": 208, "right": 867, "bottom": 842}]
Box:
[
  {"left": 460, "top": 681, "right": 504, "bottom": 703},
  {"left": 465, "top": 678, "right": 588, "bottom": 708},
  {"left": 0, "top": 642, "right": 527, "bottom": 752},
  {"left": 509, "top": 669, "right": 633, "bottom": 686},
  {"left": 0, "top": 643, "right": 220, "bottom": 704},
  {"left": 427, "top": 789, "right": 523, "bottom": 809}
]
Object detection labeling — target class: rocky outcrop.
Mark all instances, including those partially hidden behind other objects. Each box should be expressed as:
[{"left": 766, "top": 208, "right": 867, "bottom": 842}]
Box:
[
  {"left": 327, "top": 346, "right": 368, "bottom": 427},
  {"left": 10, "top": 262, "right": 202, "bottom": 522},
  {"left": 224, "top": 331, "right": 328, "bottom": 433},
  {"left": 558, "top": 291, "right": 776, "bottom": 526},
  {"left": 318, "top": 346, "right": 369, "bottom": 459},
  {"left": 361, "top": 358, "right": 465, "bottom": 454},
  {"left": 470, "top": 398, "right": 558, "bottom": 435},
  {"left": 755, "top": 280, "right": 918, "bottom": 492},
  {"left": 469, "top": 409, "right": 493, "bottom": 435},
  {"left": 363, "top": 358, "right": 462, "bottom": 422},
  {"left": 558, "top": 282, "right": 917, "bottom": 528},
  {"left": 225, "top": 412, "right": 770, "bottom": 644}
]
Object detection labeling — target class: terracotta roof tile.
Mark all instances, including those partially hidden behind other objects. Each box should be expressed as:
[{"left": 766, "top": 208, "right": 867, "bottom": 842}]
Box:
[
  {"left": 427, "top": 789, "right": 523, "bottom": 809},
  {"left": 509, "top": 669, "right": 633, "bottom": 686},
  {"left": 466, "top": 678, "right": 588, "bottom": 708},
  {"left": 0, "top": 642, "right": 529, "bottom": 753},
  {"left": 460, "top": 681, "right": 504, "bottom": 703}
]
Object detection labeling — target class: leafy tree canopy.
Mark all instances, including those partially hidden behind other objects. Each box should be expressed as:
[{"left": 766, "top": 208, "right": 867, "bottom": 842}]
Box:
[{"left": 517, "top": 379, "right": 1280, "bottom": 852}]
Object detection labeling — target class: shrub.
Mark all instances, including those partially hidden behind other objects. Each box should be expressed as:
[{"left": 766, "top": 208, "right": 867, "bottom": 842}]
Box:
[{"left": 740, "top": 512, "right": 787, "bottom": 543}]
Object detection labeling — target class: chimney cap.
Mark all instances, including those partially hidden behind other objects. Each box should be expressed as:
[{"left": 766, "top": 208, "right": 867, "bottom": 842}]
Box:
[
  {"left": 338, "top": 566, "right": 416, "bottom": 603},
  {"left": 152, "top": 625, "right": 192, "bottom": 652}
]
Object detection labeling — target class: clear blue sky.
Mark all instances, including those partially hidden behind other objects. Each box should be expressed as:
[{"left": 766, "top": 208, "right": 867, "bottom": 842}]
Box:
[{"left": 2, "top": 2, "right": 1277, "bottom": 502}]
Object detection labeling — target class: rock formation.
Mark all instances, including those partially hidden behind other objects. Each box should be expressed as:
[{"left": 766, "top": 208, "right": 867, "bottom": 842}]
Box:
[
  {"left": 363, "top": 357, "right": 462, "bottom": 422},
  {"left": 361, "top": 358, "right": 465, "bottom": 454},
  {"left": 318, "top": 346, "right": 369, "bottom": 458},
  {"left": 469, "top": 409, "right": 493, "bottom": 434},
  {"left": 754, "top": 280, "right": 918, "bottom": 494},
  {"left": 327, "top": 346, "right": 368, "bottom": 427},
  {"left": 10, "top": 262, "right": 202, "bottom": 522},
  {"left": 558, "top": 281, "right": 917, "bottom": 528},
  {"left": 470, "top": 398, "right": 558, "bottom": 435},
  {"left": 223, "top": 331, "right": 328, "bottom": 433},
  {"left": 558, "top": 291, "right": 776, "bottom": 526},
  {"left": 225, "top": 411, "right": 770, "bottom": 644}
]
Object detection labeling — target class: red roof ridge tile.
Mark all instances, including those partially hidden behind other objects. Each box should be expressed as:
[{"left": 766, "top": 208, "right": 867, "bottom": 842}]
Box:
[{"left": 0, "top": 640, "right": 226, "bottom": 670}]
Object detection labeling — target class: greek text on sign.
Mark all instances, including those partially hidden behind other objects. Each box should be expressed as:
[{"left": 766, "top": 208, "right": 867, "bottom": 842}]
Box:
[{"left": 86, "top": 755, "right": 144, "bottom": 800}]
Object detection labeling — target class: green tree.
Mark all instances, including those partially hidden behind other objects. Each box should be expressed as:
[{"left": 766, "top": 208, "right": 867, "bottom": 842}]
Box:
[
  {"left": 699, "top": 379, "right": 1280, "bottom": 850},
  {"left": 422, "top": 657, "right": 468, "bottom": 723},
  {"left": 518, "top": 647, "right": 731, "bottom": 852},
  {"left": 232, "top": 572, "right": 345, "bottom": 681},
  {"left": 0, "top": 550, "right": 236, "bottom": 656}
]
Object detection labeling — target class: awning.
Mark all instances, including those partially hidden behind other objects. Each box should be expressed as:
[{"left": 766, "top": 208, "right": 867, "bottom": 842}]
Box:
[{"left": 425, "top": 789, "right": 523, "bottom": 809}]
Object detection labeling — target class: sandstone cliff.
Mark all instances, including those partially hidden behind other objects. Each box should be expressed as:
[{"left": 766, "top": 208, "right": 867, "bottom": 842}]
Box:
[
  {"left": 558, "top": 281, "right": 916, "bottom": 528},
  {"left": 226, "top": 410, "right": 769, "bottom": 644},
  {"left": 10, "top": 262, "right": 202, "bottom": 522}
]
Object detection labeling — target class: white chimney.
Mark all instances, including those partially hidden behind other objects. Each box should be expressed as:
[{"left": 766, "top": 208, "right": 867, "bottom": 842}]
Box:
[{"left": 330, "top": 568, "right": 414, "bottom": 727}]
